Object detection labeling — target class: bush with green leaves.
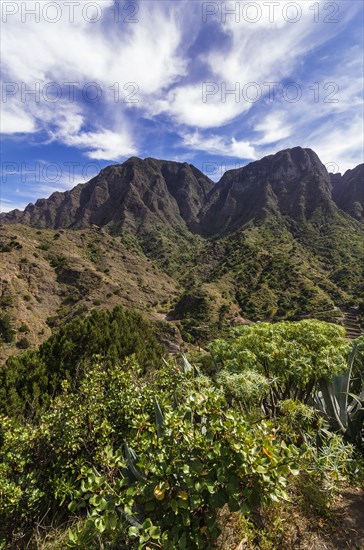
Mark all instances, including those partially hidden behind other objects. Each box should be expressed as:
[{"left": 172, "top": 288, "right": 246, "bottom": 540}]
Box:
[
  {"left": 0, "top": 357, "right": 301, "bottom": 549},
  {"left": 216, "top": 369, "right": 270, "bottom": 409},
  {"left": 0, "top": 313, "right": 15, "bottom": 344},
  {"left": 0, "top": 320, "right": 362, "bottom": 549}
]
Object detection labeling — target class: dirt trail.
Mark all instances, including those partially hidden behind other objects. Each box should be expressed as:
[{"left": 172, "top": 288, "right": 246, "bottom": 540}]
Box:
[{"left": 310, "top": 487, "right": 364, "bottom": 550}]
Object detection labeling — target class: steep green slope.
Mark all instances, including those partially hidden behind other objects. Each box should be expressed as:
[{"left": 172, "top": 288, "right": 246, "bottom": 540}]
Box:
[{"left": 194, "top": 211, "right": 364, "bottom": 322}]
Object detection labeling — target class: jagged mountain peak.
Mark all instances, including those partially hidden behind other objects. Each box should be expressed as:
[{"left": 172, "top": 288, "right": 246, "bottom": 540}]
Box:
[
  {"left": 197, "top": 146, "right": 335, "bottom": 236},
  {"left": 0, "top": 158, "right": 214, "bottom": 231}
]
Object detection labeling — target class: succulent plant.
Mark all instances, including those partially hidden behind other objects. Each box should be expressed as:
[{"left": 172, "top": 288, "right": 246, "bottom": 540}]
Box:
[{"left": 314, "top": 341, "right": 364, "bottom": 448}]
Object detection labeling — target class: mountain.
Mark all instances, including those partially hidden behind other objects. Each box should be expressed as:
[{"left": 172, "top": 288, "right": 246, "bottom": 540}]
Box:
[
  {"left": 1, "top": 147, "right": 363, "bottom": 356},
  {"left": 0, "top": 158, "right": 214, "bottom": 232},
  {"left": 193, "top": 148, "right": 363, "bottom": 322},
  {"left": 2, "top": 148, "right": 361, "bottom": 237},
  {"left": 197, "top": 147, "right": 335, "bottom": 236},
  {"left": 330, "top": 164, "right": 364, "bottom": 221},
  {"left": 0, "top": 158, "right": 215, "bottom": 275}
]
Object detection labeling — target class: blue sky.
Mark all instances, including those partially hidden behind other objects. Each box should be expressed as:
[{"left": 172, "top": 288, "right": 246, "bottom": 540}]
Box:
[{"left": 1, "top": 0, "right": 363, "bottom": 211}]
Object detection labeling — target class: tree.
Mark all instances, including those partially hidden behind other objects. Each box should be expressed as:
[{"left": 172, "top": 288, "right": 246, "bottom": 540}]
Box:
[
  {"left": 0, "top": 313, "right": 15, "bottom": 343},
  {"left": 211, "top": 320, "right": 350, "bottom": 416}
]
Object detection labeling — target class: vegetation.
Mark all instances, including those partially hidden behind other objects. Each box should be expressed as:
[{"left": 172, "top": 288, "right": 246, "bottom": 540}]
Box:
[
  {"left": 203, "top": 217, "right": 361, "bottom": 322},
  {"left": 171, "top": 287, "right": 219, "bottom": 343},
  {"left": 0, "top": 313, "right": 15, "bottom": 344},
  {"left": 0, "top": 316, "right": 363, "bottom": 549},
  {"left": 0, "top": 306, "right": 164, "bottom": 418},
  {"left": 210, "top": 320, "right": 350, "bottom": 415}
]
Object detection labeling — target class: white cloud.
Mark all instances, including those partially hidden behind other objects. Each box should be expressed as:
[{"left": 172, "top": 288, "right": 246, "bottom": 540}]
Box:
[
  {"left": 1, "top": 101, "right": 37, "bottom": 134},
  {"left": 64, "top": 128, "right": 137, "bottom": 160},
  {"left": 253, "top": 113, "right": 292, "bottom": 145},
  {"left": 156, "top": 1, "right": 361, "bottom": 129},
  {"left": 305, "top": 116, "right": 364, "bottom": 173},
  {"left": 154, "top": 84, "right": 252, "bottom": 129},
  {"left": 250, "top": 41, "right": 364, "bottom": 171},
  {"left": 0, "top": 0, "right": 362, "bottom": 173},
  {"left": 2, "top": 2, "right": 188, "bottom": 95},
  {"left": 0, "top": 1, "right": 193, "bottom": 158},
  {"left": 182, "top": 131, "right": 256, "bottom": 159}
]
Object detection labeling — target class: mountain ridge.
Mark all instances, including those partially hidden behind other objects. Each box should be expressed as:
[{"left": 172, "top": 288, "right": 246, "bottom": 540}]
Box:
[
  {"left": 1, "top": 147, "right": 362, "bottom": 235},
  {"left": 330, "top": 163, "right": 364, "bottom": 221},
  {"left": 0, "top": 157, "right": 214, "bottom": 232},
  {"left": 196, "top": 147, "right": 338, "bottom": 236}
]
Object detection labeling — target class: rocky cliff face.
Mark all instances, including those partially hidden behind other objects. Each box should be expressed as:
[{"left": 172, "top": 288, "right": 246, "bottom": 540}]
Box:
[
  {"left": 0, "top": 158, "right": 214, "bottom": 233},
  {"left": 330, "top": 164, "right": 364, "bottom": 221},
  {"left": 197, "top": 147, "right": 336, "bottom": 236}
]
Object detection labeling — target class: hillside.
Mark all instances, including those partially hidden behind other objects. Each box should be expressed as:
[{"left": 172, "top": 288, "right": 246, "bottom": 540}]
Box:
[
  {"left": 0, "top": 224, "right": 181, "bottom": 364},
  {"left": 0, "top": 159, "right": 213, "bottom": 275}
]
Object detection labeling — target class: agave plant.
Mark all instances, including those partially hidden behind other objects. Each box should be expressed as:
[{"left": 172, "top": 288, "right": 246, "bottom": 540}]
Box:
[{"left": 314, "top": 340, "right": 364, "bottom": 448}]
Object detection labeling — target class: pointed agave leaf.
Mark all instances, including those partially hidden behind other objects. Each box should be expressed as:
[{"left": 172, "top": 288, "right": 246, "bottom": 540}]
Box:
[
  {"left": 123, "top": 442, "right": 147, "bottom": 482},
  {"left": 313, "top": 390, "right": 327, "bottom": 415},
  {"left": 318, "top": 378, "right": 347, "bottom": 434},
  {"left": 347, "top": 393, "right": 364, "bottom": 408},
  {"left": 347, "top": 342, "right": 358, "bottom": 371},
  {"left": 172, "top": 390, "right": 178, "bottom": 410},
  {"left": 332, "top": 370, "right": 351, "bottom": 426},
  {"left": 314, "top": 339, "right": 364, "bottom": 447},
  {"left": 153, "top": 396, "right": 165, "bottom": 438},
  {"left": 181, "top": 353, "right": 193, "bottom": 373}
]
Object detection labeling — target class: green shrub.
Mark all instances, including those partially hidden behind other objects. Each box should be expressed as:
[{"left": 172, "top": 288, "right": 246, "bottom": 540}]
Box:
[
  {"left": 0, "top": 313, "right": 16, "bottom": 343},
  {"left": 16, "top": 337, "right": 30, "bottom": 349},
  {"left": 0, "top": 359, "right": 300, "bottom": 549},
  {"left": 216, "top": 369, "right": 270, "bottom": 407}
]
